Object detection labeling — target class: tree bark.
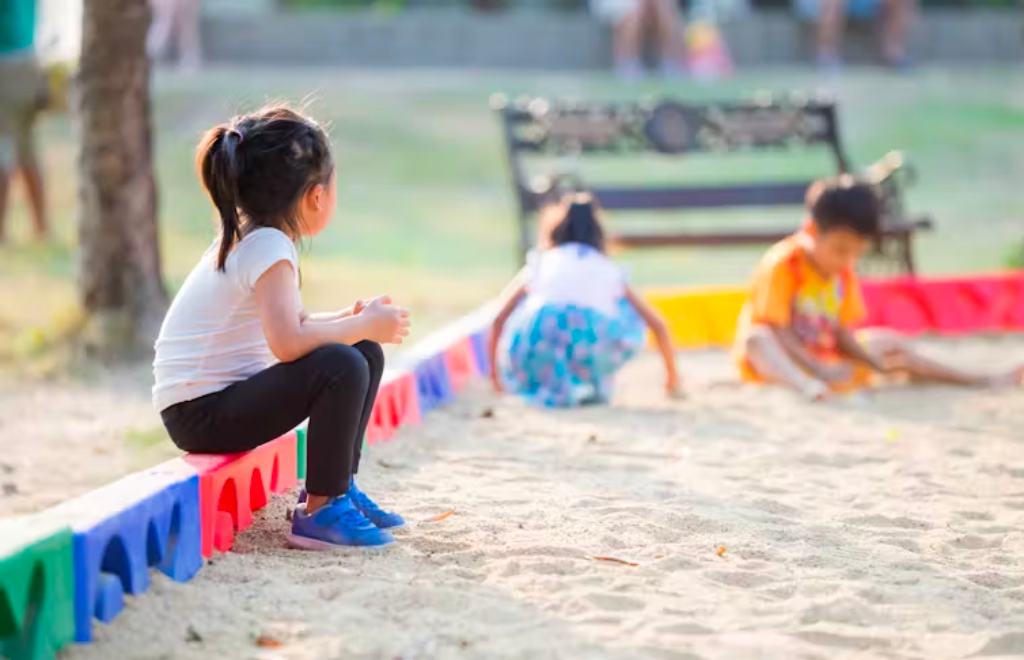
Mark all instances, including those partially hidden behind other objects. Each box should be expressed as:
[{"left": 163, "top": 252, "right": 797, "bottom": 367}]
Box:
[{"left": 77, "top": 0, "right": 167, "bottom": 358}]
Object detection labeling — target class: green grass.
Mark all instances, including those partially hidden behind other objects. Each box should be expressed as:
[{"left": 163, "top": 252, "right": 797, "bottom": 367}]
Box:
[{"left": 2, "top": 66, "right": 1023, "bottom": 365}]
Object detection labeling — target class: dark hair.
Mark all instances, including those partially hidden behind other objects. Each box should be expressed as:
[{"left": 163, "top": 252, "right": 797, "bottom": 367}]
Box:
[
  {"left": 810, "top": 177, "right": 880, "bottom": 238},
  {"left": 538, "top": 193, "right": 606, "bottom": 253},
  {"left": 196, "top": 104, "right": 334, "bottom": 271}
]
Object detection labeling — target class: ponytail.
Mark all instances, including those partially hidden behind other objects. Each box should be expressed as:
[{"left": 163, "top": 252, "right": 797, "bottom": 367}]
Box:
[
  {"left": 195, "top": 105, "right": 334, "bottom": 271},
  {"left": 197, "top": 125, "right": 245, "bottom": 271}
]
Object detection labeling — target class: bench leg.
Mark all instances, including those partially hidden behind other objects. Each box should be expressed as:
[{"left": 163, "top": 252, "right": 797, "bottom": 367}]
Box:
[{"left": 901, "top": 233, "right": 917, "bottom": 276}]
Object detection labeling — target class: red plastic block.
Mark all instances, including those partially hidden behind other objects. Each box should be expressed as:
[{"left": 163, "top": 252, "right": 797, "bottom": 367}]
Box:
[
  {"left": 868, "top": 279, "right": 936, "bottom": 336},
  {"left": 367, "top": 371, "right": 421, "bottom": 445},
  {"left": 862, "top": 273, "right": 1024, "bottom": 336},
  {"left": 175, "top": 431, "right": 298, "bottom": 558},
  {"left": 444, "top": 336, "right": 477, "bottom": 394}
]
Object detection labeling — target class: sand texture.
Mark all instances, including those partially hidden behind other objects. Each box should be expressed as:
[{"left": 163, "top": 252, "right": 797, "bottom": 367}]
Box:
[{"left": 20, "top": 337, "right": 1024, "bottom": 659}]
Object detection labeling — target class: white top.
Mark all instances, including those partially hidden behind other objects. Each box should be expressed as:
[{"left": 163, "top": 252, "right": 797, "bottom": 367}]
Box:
[
  {"left": 524, "top": 243, "right": 626, "bottom": 316},
  {"left": 152, "top": 228, "right": 299, "bottom": 412}
]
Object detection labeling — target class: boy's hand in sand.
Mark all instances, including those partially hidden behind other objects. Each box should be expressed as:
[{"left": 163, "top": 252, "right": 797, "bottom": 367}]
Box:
[
  {"left": 818, "top": 361, "right": 854, "bottom": 387},
  {"left": 361, "top": 296, "right": 411, "bottom": 344}
]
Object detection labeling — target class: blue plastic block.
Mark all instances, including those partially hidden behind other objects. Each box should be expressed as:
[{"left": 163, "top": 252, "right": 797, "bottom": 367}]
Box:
[
  {"left": 469, "top": 329, "right": 490, "bottom": 377},
  {"left": 43, "top": 461, "right": 203, "bottom": 643},
  {"left": 413, "top": 352, "right": 454, "bottom": 415}
]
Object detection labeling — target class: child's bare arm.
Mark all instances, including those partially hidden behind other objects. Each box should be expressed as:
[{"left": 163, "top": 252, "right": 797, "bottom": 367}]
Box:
[
  {"left": 624, "top": 286, "right": 681, "bottom": 394},
  {"left": 257, "top": 263, "right": 409, "bottom": 361},
  {"left": 488, "top": 269, "right": 528, "bottom": 392},
  {"left": 836, "top": 327, "right": 886, "bottom": 372},
  {"left": 768, "top": 325, "right": 841, "bottom": 383}
]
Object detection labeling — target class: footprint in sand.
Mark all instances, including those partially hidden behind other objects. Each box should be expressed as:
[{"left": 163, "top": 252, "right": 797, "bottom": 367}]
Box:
[
  {"left": 703, "top": 570, "right": 776, "bottom": 589},
  {"left": 792, "top": 631, "right": 891, "bottom": 651},
  {"left": 585, "top": 593, "right": 646, "bottom": 612},
  {"left": 972, "top": 632, "right": 1024, "bottom": 657},
  {"left": 657, "top": 622, "right": 714, "bottom": 636},
  {"left": 843, "top": 514, "right": 933, "bottom": 530},
  {"left": 948, "top": 534, "right": 1003, "bottom": 551},
  {"left": 965, "top": 572, "right": 1024, "bottom": 590}
]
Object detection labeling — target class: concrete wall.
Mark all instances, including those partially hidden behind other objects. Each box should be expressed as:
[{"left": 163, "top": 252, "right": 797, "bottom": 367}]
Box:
[{"left": 201, "top": 10, "right": 1023, "bottom": 68}]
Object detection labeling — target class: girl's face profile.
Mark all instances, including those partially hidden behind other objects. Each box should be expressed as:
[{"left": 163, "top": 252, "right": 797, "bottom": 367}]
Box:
[{"left": 300, "top": 170, "right": 337, "bottom": 237}]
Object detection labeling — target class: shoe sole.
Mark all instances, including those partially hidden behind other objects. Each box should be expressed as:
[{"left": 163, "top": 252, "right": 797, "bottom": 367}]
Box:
[{"left": 287, "top": 534, "right": 393, "bottom": 551}]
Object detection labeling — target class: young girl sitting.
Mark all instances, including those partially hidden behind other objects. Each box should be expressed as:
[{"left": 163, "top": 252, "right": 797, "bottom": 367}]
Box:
[
  {"left": 489, "top": 193, "right": 680, "bottom": 407},
  {"left": 153, "top": 105, "right": 411, "bottom": 549}
]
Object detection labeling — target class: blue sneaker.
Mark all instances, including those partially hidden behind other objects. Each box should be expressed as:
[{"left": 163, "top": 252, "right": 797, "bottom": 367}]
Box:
[
  {"left": 288, "top": 494, "right": 394, "bottom": 550},
  {"left": 349, "top": 481, "right": 406, "bottom": 529},
  {"left": 296, "top": 483, "right": 406, "bottom": 529}
]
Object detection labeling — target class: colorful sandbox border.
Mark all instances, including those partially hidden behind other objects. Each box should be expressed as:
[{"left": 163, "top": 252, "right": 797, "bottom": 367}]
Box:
[{"left": 2, "top": 273, "right": 1023, "bottom": 658}]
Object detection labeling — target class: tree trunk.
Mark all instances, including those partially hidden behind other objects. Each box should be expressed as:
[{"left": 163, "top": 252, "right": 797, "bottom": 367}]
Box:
[{"left": 77, "top": 0, "right": 167, "bottom": 358}]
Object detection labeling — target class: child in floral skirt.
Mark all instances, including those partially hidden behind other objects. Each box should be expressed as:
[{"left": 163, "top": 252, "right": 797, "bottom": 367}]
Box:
[{"left": 489, "top": 193, "right": 680, "bottom": 407}]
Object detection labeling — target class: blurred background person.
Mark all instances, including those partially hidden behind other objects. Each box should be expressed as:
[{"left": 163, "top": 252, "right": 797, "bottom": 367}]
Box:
[
  {"left": 797, "top": 0, "right": 917, "bottom": 71},
  {"left": 0, "top": 0, "right": 49, "bottom": 242},
  {"left": 147, "top": 0, "right": 202, "bottom": 72},
  {"left": 590, "top": 0, "right": 688, "bottom": 79}
]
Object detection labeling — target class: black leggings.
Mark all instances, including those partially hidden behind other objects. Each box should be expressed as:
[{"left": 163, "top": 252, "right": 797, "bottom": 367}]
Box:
[{"left": 161, "top": 341, "right": 384, "bottom": 497}]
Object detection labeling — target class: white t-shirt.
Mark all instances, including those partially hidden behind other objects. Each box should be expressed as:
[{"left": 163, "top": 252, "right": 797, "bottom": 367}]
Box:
[
  {"left": 152, "top": 228, "right": 299, "bottom": 412},
  {"left": 524, "top": 243, "right": 626, "bottom": 316}
]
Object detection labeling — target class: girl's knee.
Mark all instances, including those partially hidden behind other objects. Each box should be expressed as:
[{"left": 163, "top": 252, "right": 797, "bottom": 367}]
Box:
[
  {"left": 312, "top": 344, "right": 370, "bottom": 385},
  {"left": 354, "top": 340, "right": 385, "bottom": 369}
]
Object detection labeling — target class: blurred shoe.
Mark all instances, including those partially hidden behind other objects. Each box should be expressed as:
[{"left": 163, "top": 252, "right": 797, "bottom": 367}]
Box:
[
  {"left": 288, "top": 494, "right": 394, "bottom": 550},
  {"left": 614, "top": 57, "right": 645, "bottom": 81},
  {"left": 816, "top": 52, "right": 843, "bottom": 75},
  {"left": 659, "top": 60, "right": 688, "bottom": 80},
  {"left": 883, "top": 53, "right": 914, "bottom": 72}
]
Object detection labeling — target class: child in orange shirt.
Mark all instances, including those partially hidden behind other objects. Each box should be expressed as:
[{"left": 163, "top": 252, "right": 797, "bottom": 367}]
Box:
[{"left": 733, "top": 177, "right": 1024, "bottom": 400}]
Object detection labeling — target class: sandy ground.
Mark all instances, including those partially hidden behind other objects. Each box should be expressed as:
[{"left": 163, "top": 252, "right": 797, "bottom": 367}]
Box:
[{"left": 4, "top": 338, "right": 1024, "bottom": 659}]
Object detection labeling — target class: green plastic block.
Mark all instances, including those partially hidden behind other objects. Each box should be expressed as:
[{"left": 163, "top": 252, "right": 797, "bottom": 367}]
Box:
[
  {"left": 0, "top": 518, "right": 76, "bottom": 660},
  {"left": 295, "top": 427, "right": 307, "bottom": 481}
]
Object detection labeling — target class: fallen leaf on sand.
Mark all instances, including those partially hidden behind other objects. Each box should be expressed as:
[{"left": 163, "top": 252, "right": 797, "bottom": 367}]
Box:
[
  {"left": 716, "top": 546, "right": 727, "bottom": 557},
  {"left": 377, "top": 459, "right": 403, "bottom": 469},
  {"left": 587, "top": 434, "right": 598, "bottom": 443},
  {"left": 480, "top": 407, "right": 495, "bottom": 419},
  {"left": 588, "top": 556, "right": 639, "bottom": 567},
  {"left": 256, "top": 634, "right": 283, "bottom": 648},
  {"left": 432, "top": 510, "right": 455, "bottom": 522}
]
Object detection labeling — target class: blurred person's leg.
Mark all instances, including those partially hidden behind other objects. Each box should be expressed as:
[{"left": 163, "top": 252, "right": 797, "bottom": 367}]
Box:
[
  {"left": 646, "top": 0, "right": 687, "bottom": 77},
  {"left": 147, "top": 0, "right": 176, "bottom": 61},
  {"left": 879, "top": 0, "right": 915, "bottom": 68},
  {"left": 0, "top": 56, "right": 43, "bottom": 243},
  {"left": 15, "top": 102, "right": 47, "bottom": 240},
  {"left": 591, "top": 0, "right": 644, "bottom": 78},
  {"left": 174, "top": 0, "right": 203, "bottom": 72},
  {"left": 816, "top": 0, "right": 846, "bottom": 69}
]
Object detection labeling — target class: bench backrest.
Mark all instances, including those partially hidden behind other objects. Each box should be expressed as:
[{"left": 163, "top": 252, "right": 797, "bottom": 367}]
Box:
[{"left": 493, "top": 94, "right": 854, "bottom": 256}]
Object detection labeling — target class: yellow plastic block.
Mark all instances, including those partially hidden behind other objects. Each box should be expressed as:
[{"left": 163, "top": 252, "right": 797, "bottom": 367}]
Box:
[{"left": 644, "top": 286, "right": 747, "bottom": 350}]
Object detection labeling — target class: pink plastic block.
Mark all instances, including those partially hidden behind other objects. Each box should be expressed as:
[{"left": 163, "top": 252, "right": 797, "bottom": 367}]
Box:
[
  {"left": 367, "top": 371, "right": 421, "bottom": 445},
  {"left": 175, "top": 431, "right": 298, "bottom": 558},
  {"left": 444, "top": 336, "right": 477, "bottom": 394}
]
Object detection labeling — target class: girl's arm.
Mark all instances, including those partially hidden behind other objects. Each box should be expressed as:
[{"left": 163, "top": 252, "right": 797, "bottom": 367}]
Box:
[
  {"left": 624, "top": 286, "right": 681, "bottom": 395},
  {"left": 488, "top": 268, "right": 528, "bottom": 393},
  {"left": 256, "top": 262, "right": 409, "bottom": 362}
]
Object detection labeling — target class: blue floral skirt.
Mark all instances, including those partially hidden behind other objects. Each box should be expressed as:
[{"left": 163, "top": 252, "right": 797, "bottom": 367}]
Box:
[{"left": 498, "top": 298, "right": 646, "bottom": 408}]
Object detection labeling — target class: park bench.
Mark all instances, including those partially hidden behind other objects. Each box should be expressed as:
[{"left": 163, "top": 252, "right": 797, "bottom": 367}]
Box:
[{"left": 492, "top": 94, "right": 933, "bottom": 274}]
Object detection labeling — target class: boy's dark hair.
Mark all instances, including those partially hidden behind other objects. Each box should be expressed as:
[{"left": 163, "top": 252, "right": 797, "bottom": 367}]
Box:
[
  {"left": 810, "top": 177, "right": 881, "bottom": 238},
  {"left": 196, "top": 104, "right": 334, "bottom": 271},
  {"left": 539, "top": 194, "right": 606, "bottom": 253}
]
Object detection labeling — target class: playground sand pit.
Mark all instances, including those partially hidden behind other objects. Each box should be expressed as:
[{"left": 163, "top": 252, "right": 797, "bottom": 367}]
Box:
[{"left": 32, "top": 336, "right": 1024, "bottom": 659}]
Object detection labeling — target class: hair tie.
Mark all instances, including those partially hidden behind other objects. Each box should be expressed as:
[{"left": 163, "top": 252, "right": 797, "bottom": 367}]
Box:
[{"left": 227, "top": 126, "right": 244, "bottom": 143}]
